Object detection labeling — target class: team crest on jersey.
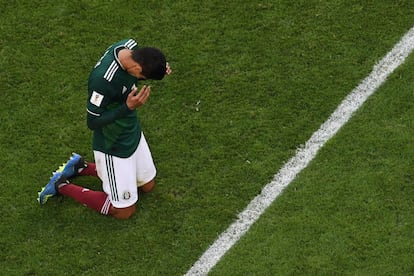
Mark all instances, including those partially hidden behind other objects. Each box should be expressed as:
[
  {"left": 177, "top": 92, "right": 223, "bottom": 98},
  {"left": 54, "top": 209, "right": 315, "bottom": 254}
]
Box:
[{"left": 90, "top": 91, "right": 104, "bottom": 107}]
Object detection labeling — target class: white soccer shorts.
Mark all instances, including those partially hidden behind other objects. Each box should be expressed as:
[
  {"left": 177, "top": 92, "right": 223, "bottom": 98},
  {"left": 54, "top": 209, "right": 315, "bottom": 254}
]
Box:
[{"left": 94, "top": 133, "right": 156, "bottom": 208}]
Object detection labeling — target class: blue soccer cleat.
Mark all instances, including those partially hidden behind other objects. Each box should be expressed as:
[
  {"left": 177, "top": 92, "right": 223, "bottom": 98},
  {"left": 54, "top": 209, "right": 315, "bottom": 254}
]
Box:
[
  {"left": 37, "top": 171, "right": 68, "bottom": 204},
  {"left": 56, "top": 153, "right": 87, "bottom": 179}
]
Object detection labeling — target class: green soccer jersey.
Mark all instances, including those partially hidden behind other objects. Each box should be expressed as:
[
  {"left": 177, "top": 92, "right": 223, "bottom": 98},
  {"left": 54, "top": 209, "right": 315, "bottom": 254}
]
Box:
[{"left": 87, "top": 39, "right": 141, "bottom": 158}]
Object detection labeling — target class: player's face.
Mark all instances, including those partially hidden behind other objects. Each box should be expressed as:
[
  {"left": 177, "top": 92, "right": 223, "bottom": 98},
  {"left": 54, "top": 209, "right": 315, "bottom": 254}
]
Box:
[{"left": 126, "top": 63, "right": 146, "bottom": 80}]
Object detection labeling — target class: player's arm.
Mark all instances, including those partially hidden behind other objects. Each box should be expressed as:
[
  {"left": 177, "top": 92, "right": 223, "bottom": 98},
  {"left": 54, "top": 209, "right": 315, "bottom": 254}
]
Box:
[
  {"left": 86, "top": 89, "right": 132, "bottom": 130},
  {"left": 87, "top": 104, "right": 132, "bottom": 130},
  {"left": 86, "top": 85, "right": 151, "bottom": 130}
]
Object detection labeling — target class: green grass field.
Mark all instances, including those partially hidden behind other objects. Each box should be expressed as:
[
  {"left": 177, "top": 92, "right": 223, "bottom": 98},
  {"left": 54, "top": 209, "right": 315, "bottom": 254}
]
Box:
[{"left": 1, "top": 1, "right": 414, "bottom": 275}]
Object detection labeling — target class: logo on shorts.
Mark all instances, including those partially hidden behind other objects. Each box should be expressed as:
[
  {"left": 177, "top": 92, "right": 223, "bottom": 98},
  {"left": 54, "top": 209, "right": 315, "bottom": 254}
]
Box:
[{"left": 123, "top": 191, "right": 131, "bottom": 200}]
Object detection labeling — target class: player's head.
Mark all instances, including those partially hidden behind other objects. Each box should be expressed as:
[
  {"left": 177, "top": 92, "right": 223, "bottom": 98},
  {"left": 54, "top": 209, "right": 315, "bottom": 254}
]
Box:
[{"left": 131, "top": 47, "right": 167, "bottom": 80}]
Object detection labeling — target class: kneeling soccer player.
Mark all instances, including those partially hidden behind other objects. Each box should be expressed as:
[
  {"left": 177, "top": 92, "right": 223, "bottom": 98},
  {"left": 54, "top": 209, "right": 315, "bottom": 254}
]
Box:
[{"left": 37, "top": 38, "right": 172, "bottom": 219}]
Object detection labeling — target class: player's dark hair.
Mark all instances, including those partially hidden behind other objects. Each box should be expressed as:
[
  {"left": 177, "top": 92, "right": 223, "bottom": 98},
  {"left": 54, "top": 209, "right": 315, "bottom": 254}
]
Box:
[{"left": 131, "top": 47, "right": 167, "bottom": 80}]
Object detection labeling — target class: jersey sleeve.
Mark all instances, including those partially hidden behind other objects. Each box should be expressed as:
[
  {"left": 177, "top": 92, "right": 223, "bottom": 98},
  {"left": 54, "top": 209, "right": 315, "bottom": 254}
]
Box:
[{"left": 86, "top": 87, "right": 133, "bottom": 130}]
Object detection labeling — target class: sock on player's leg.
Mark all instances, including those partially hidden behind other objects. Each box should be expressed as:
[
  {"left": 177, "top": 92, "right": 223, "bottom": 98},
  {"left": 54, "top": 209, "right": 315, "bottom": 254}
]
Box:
[
  {"left": 79, "top": 162, "right": 98, "bottom": 177},
  {"left": 58, "top": 183, "right": 111, "bottom": 215}
]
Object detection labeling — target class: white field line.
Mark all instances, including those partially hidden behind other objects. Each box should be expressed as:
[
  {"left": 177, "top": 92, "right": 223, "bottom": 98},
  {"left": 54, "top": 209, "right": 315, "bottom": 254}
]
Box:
[{"left": 185, "top": 26, "right": 414, "bottom": 276}]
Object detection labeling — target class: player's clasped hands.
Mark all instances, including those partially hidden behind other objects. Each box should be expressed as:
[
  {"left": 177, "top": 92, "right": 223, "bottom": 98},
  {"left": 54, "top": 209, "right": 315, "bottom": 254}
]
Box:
[
  {"left": 126, "top": 85, "right": 151, "bottom": 110},
  {"left": 127, "top": 62, "right": 171, "bottom": 110}
]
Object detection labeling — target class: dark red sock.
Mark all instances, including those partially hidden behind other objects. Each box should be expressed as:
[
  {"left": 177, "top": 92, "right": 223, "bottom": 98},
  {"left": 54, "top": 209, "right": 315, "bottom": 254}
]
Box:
[
  {"left": 79, "top": 162, "right": 98, "bottom": 177},
  {"left": 58, "top": 183, "right": 111, "bottom": 215}
]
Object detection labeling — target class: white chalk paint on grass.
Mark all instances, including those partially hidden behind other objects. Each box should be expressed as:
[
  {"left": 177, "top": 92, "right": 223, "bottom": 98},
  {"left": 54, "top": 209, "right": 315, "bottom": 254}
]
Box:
[{"left": 185, "top": 26, "right": 414, "bottom": 276}]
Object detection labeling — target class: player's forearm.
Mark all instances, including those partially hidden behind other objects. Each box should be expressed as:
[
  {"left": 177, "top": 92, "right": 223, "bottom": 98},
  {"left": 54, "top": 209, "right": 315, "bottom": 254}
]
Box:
[{"left": 87, "top": 103, "right": 132, "bottom": 130}]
